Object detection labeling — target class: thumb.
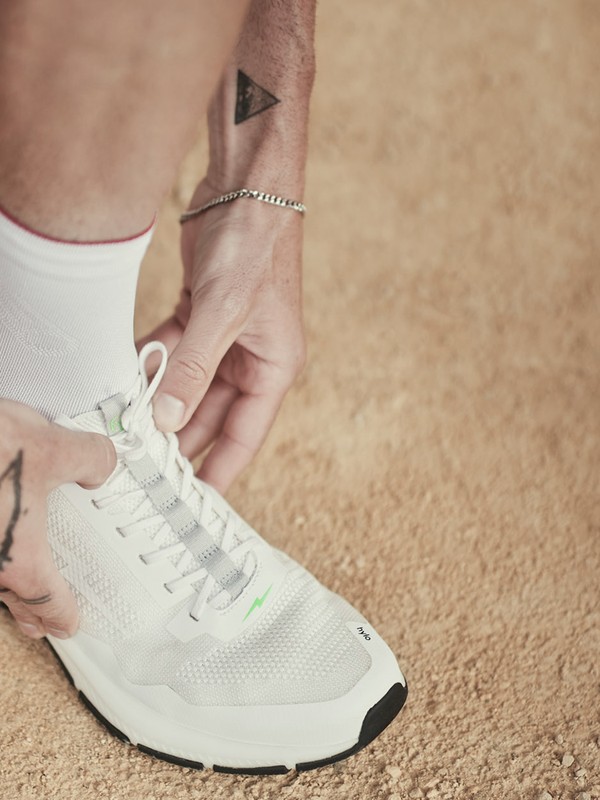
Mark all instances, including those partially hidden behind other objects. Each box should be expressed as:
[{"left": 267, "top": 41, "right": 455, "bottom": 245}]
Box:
[
  {"left": 51, "top": 426, "right": 117, "bottom": 489},
  {"left": 152, "top": 291, "right": 241, "bottom": 433}
]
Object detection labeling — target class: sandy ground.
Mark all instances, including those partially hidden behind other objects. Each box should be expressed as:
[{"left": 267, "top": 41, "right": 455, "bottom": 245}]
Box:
[{"left": 1, "top": 1, "right": 599, "bottom": 798}]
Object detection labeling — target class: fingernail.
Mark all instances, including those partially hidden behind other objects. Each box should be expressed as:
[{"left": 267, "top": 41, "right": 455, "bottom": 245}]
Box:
[
  {"left": 20, "top": 622, "right": 43, "bottom": 638},
  {"left": 46, "top": 627, "right": 70, "bottom": 639},
  {"left": 154, "top": 393, "right": 185, "bottom": 431}
]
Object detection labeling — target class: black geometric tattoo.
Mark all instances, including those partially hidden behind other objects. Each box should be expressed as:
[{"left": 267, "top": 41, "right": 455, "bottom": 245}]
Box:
[
  {"left": 235, "top": 70, "right": 280, "bottom": 124},
  {"left": 0, "top": 450, "right": 23, "bottom": 570}
]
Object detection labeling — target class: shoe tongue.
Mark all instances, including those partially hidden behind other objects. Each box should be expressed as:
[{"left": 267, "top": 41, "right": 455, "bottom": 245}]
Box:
[
  {"left": 72, "top": 406, "right": 112, "bottom": 436},
  {"left": 96, "top": 392, "right": 128, "bottom": 436}
]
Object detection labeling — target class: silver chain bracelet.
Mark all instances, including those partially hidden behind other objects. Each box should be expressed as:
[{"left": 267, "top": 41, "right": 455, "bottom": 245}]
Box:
[{"left": 179, "top": 189, "right": 306, "bottom": 223}]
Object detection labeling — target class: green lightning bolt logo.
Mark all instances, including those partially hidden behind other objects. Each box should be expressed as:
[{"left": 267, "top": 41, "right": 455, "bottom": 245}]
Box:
[{"left": 243, "top": 584, "right": 273, "bottom": 621}]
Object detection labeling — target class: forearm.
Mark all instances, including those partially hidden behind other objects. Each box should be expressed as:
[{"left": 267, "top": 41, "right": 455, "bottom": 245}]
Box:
[{"left": 206, "top": 0, "right": 316, "bottom": 197}]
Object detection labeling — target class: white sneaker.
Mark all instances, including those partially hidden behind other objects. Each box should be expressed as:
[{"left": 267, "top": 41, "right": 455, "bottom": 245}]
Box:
[{"left": 45, "top": 342, "right": 407, "bottom": 774}]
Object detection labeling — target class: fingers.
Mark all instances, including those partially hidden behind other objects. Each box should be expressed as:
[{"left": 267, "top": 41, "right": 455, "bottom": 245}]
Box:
[
  {"left": 136, "top": 315, "right": 184, "bottom": 377},
  {"left": 1, "top": 530, "right": 79, "bottom": 640},
  {"left": 0, "top": 589, "right": 47, "bottom": 638},
  {"left": 177, "top": 377, "right": 239, "bottom": 460},
  {"left": 153, "top": 287, "right": 244, "bottom": 434},
  {"left": 0, "top": 403, "right": 85, "bottom": 642},
  {"left": 1, "top": 580, "right": 79, "bottom": 640},
  {"left": 136, "top": 317, "right": 180, "bottom": 355},
  {"left": 50, "top": 426, "right": 117, "bottom": 489},
  {"left": 198, "top": 389, "right": 286, "bottom": 494}
]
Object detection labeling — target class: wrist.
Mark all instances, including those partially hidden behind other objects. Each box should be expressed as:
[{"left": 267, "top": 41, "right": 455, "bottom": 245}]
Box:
[
  {"left": 205, "top": 155, "right": 307, "bottom": 201},
  {"left": 206, "top": 63, "right": 312, "bottom": 198}
]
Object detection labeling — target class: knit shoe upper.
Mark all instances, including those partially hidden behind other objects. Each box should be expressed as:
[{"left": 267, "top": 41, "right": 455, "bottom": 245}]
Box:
[{"left": 46, "top": 341, "right": 407, "bottom": 771}]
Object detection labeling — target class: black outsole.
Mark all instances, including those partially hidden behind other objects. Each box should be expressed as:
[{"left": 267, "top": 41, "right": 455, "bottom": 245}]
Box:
[
  {"left": 79, "top": 690, "right": 131, "bottom": 744},
  {"left": 44, "top": 639, "right": 407, "bottom": 775},
  {"left": 296, "top": 682, "right": 408, "bottom": 771},
  {"left": 214, "top": 764, "right": 289, "bottom": 775},
  {"left": 138, "top": 745, "right": 204, "bottom": 771}
]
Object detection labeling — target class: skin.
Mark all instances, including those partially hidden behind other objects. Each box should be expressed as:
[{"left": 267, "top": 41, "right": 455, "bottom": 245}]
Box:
[
  {"left": 141, "top": 185, "right": 307, "bottom": 493},
  {"left": 0, "top": 401, "right": 116, "bottom": 639},
  {"left": 148, "top": 0, "right": 316, "bottom": 490},
  {"left": 0, "top": 0, "right": 251, "bottom": 238},
  {"left": 0, "top": 0, "right": 316, "bottom": 637}
]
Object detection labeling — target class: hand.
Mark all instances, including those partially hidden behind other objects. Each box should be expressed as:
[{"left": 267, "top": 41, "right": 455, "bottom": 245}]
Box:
[
  {"left": 141, "top": 179, "right": 306, "bottom": 493},
  {"left": 0, "top": 400, "right": 116, "bottom": 639}
]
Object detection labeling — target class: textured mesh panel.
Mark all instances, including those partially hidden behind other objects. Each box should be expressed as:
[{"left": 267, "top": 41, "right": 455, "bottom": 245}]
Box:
[
  {"left": 52, "top": 551, "right": 68, "bottom": 570},
  {"left": 72, "top": 588, "right": 121, "bottom": 641},
  {"left": 48, "top": 406, "right": 373, "bottom": 708},
  {"left": 112, "top": 625, "right": 214, "bottom": 688},
  {"left": 48, "top": 492, "right": 148, "bottom": 637},
  {"left": 174, "top": 570, "right": 371, "bottom": 706},
  {"left": 49, "top": 485, "right": 370, "bottom": 706}
]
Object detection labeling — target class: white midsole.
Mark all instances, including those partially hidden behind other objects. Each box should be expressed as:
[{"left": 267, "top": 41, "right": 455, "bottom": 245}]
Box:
[{"left": 49, "top": 626, "right": 405, "bottom": 769}]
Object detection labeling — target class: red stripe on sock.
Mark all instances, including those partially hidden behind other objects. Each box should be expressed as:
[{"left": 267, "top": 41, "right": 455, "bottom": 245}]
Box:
[{"left": 0, "top": 203, "right": 155, "bottom": 245}]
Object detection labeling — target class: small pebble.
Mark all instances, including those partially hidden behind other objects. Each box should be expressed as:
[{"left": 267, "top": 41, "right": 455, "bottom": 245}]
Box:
[
  {"left": 562, "top": 753, "right": 575, "bottom": 767},
  {"left": 409, "top": 791, "right": 424, "bottom": 799},
  {"left": 555, "top": 734, "right": 564, "bottom": 745},
  {"left": 575, "top": 768, "right": 586, "bottom": 778},
  {"left": 576, "top": 793, "right": 591, "bottom": 800},
  {"left": 537, "top": 792, "right": 552, "bottom": 800},
  {"left": 386, "top": 766, "right": 402, "bottom": 780}
]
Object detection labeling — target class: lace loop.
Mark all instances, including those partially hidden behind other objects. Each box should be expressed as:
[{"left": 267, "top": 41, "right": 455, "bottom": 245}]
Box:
[{"left": 88, "top": 342, "right": 253, "bottom": 619}]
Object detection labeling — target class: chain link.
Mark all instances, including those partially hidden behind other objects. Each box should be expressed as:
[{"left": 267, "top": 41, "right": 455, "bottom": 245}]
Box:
[{"left": 179, "top": 189, "right": 306, "bottom": 223}]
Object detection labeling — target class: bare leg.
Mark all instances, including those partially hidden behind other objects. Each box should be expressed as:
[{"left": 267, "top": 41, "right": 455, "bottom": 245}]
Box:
[
  {"left": 0, "top": 0, "right": 250, "bottom": 240},
  {"left": 0, "top": 0, "right": 251, "bottom": 638}
]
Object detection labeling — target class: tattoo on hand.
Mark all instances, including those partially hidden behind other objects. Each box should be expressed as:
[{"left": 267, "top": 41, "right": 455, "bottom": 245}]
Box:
[
  {"left": 235, "top": 70, "right": 280, "bottom": 125},
  {"left": 21, "top": 593, "right": 52, "bottom": 605},
  {"left": 0, "top": 450, "right": 23, "bottom": 570}
]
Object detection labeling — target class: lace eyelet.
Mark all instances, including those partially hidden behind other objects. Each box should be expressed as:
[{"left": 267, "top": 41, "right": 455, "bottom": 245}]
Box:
[
  {"left": 189, "top": 612, "right": 199, "bottom": 622},
  {"left": 90, "top": 499, "right": 99, "bottom": 510},
  {"left": 115, "top": 527, "right": 126, "bottom": 537},
  {"left": 163, "top": 583, "right": 174, "bottom": 594}
]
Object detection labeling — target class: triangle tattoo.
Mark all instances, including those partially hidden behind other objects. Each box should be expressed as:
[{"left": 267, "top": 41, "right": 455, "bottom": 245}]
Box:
[{"left": 235, "top": 70, "right": 280, "bottom": 125}]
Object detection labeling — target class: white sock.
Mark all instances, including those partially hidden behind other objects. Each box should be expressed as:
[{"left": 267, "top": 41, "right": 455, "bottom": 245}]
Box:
[{"left": 0, "top": 208, "right": 154, "bottom": 420}]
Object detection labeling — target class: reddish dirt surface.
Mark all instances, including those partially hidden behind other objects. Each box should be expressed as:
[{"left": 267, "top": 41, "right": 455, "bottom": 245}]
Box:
[{"left": 1, "top": 2, "right": 598, "bottom": 798}]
